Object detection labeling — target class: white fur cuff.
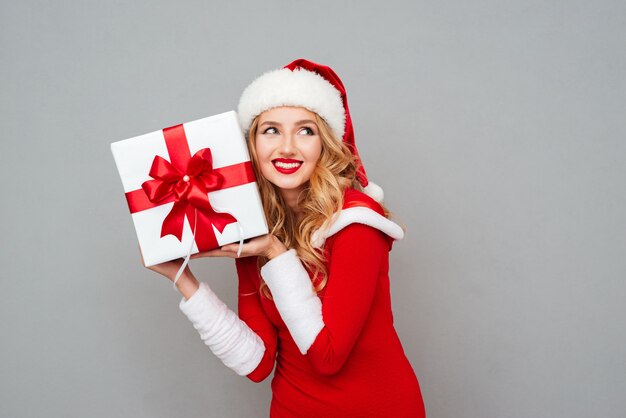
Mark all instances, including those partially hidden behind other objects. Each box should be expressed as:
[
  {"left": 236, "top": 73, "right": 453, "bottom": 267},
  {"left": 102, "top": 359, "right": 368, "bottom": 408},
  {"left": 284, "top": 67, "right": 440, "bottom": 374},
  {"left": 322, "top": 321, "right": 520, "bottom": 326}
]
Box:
[
  {"left": 260, "top": 249, "right": 324, "bottom": 354},
  {"left": 179, "top": 282, "right": 265, "bottom": 376}
]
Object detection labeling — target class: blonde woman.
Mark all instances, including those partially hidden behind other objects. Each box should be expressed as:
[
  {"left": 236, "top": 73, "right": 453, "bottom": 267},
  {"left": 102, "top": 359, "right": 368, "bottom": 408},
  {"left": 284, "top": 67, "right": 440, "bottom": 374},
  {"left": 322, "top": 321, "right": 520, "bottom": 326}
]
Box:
[{"left": 147, "top": 59, "right": 426, "bottom": 417}]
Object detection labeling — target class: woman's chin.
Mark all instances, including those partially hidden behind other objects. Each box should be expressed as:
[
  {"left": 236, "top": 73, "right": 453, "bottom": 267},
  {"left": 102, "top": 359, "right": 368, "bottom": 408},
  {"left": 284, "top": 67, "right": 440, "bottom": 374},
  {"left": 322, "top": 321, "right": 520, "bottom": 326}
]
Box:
[
  {"left": 272, "top": 181, "right": 307, "bottom": 197},
  {"left": 266, "top": 175, "right": 303, "bottom": 191}
]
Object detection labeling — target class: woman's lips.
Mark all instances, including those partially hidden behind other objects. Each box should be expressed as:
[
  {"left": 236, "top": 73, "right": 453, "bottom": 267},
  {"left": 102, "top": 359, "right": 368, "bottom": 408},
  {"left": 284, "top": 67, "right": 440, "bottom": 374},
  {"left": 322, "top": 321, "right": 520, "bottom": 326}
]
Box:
[{"left": 272, "top": 158, "right": 303, "bottom": 174}]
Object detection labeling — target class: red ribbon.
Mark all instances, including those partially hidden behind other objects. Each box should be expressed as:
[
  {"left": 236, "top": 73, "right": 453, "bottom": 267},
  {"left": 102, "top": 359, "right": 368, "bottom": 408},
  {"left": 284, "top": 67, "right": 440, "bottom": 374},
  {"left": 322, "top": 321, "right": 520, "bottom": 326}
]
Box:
[{"left": 124, "top": 124, "right": 256, "bottom": 251}]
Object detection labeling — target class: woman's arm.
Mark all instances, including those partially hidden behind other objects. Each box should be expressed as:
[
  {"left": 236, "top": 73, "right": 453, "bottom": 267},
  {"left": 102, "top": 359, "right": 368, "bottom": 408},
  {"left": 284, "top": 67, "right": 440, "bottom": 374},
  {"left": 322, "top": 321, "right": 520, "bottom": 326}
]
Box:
[
  {"left": 143, "top": 255, "right": 270, "bottom": 377},
  {"left": 178, "top": 276, "right": 266, "bottom": 376},
  {"left": 235, "top": 257, "right": 279, "bottom": 382},
  {"left": 143, "top": 254, "right": 199, "bottom": 300},
  {"left": 260, "top": 223, "right": 387, "bottom": 375},
  {"left": 175, "top": 269, "right": 200, "bottom": 300}
]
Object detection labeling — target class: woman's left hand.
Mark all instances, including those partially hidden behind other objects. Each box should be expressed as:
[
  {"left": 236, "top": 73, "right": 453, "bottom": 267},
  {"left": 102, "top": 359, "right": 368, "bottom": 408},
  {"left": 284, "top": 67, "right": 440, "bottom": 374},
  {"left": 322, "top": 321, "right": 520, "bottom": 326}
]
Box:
[{"left": 190, "top": 234, "right": 287, "bottom": 260}]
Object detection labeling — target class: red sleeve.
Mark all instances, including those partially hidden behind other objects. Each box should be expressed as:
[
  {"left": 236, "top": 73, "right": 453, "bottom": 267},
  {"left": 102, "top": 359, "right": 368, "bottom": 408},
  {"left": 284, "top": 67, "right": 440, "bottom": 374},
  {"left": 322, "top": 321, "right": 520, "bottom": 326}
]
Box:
[
  {"left": 305, "top": 223, "right": 388, "bottom": 375},
  {"left": 236, "top": 257, "right": 278, "bottom": 382}
]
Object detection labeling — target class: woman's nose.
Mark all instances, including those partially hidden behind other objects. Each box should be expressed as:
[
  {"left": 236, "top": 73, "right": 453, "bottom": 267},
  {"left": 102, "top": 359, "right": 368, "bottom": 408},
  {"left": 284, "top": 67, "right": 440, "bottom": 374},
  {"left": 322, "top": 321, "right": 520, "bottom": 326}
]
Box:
[{"left": 279, "top": 134, "right": 296, "bottom": 155}]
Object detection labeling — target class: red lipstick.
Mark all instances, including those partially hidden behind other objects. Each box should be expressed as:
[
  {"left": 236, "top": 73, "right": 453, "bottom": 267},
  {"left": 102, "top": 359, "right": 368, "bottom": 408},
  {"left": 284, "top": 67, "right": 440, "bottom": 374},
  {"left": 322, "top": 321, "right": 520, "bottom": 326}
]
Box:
[{"left": 272, "top": 158, "right": 303, "bottom": 174}]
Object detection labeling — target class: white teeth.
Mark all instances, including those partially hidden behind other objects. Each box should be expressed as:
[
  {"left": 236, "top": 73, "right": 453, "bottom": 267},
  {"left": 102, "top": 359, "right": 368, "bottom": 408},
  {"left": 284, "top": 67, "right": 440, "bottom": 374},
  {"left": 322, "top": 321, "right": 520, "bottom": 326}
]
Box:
[{"left": 274, "top": 161, "right": 302, "bottom": 169}]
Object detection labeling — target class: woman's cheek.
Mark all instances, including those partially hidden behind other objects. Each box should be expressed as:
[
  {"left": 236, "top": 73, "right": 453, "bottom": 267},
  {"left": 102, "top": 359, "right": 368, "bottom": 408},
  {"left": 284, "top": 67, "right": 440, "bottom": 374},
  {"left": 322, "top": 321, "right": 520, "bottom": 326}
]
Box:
[{"left": 260, "top": 164, "right": 274, "bottom": 181}]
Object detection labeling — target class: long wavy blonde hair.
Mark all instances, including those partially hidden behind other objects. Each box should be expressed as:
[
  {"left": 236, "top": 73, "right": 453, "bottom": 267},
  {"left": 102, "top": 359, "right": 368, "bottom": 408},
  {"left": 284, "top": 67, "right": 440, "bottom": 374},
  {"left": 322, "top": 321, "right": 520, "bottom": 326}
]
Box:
[{"left": 247, "top": 111, "right": 362, "bottom": 297}]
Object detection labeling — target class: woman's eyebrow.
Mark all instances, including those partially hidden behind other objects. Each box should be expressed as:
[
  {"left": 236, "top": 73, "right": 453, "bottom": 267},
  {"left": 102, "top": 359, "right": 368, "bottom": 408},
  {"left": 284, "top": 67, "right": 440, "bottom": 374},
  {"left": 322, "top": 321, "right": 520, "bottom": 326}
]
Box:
[
  {"left": 295, "top": 119, "right": 316, "bottom": 125},
  {"left": 259, "top": 119, "right": 316, "bottom": 127},
  {"left": 259, "top": 120, "right": 282, "bottom": 127}
]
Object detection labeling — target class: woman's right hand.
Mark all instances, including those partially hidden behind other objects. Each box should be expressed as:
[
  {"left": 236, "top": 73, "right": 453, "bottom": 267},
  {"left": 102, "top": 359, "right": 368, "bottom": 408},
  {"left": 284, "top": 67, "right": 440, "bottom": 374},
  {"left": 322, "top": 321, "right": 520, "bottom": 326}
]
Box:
[
  {"left": 141, "top": 249, "right": 199, "bottom": 299},
  {"left": 139, "top": 246, "right": 185, "bottom": 282},
  {"left": 143, "top": 256, "right": 188, "bottom": 283}
]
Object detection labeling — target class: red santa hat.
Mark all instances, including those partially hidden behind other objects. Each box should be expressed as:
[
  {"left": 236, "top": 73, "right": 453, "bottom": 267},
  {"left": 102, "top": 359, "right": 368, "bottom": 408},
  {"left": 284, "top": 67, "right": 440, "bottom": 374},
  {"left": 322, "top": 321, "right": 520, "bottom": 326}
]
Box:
[{"left": 237, "top": 58, "right": 384, "bottom": 203}]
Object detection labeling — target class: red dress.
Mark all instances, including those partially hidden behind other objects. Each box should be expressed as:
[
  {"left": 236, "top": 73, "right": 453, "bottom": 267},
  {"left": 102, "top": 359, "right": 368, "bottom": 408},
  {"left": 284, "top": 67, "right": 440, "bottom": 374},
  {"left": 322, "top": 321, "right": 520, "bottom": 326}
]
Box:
[{"left": 235, "top": 190, "right": 426, "bottom": 417}]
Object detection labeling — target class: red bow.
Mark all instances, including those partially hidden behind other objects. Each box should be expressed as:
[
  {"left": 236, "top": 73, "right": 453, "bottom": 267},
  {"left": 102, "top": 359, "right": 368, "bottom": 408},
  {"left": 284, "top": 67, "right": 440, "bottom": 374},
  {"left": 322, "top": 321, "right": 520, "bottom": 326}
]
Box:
[{"left": 141, "top": 148, "right": 236, "bottom": 241}]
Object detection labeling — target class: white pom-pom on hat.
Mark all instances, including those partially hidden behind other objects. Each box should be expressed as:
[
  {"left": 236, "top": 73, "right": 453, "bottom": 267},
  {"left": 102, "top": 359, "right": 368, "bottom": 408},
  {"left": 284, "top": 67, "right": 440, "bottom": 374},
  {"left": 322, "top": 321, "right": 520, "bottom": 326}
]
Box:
[{"left": 363, "top": 181, "right": 384, "bottom": 203}]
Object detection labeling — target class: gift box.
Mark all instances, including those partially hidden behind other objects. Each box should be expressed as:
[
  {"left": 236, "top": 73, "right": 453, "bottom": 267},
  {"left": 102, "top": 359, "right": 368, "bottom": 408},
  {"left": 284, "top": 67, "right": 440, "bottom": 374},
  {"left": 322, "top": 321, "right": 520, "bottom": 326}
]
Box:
[{"left": 111, "top": 111, "right": 268, "bottom": 267}]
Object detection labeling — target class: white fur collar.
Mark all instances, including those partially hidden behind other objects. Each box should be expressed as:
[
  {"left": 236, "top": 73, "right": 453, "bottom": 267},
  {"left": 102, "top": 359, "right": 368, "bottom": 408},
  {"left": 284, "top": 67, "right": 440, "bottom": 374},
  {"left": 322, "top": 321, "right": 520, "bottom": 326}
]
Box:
[{"left": 311, "top": 206, "right": 405, "bottom": 248}]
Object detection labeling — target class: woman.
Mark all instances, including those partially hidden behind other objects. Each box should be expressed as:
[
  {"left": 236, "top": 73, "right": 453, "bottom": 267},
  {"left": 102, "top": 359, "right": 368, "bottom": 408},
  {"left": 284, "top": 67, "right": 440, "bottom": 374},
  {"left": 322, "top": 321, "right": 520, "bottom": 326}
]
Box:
[{"left": 147, "top": 59, "right": 426, "bottom": 417}]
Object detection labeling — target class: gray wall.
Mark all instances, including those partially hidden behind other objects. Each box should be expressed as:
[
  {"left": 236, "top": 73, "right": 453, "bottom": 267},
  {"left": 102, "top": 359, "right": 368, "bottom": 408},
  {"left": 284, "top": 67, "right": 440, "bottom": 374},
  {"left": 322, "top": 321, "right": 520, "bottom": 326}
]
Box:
[{"left": 1, "top": 1, "right": 624, "bottom": 417}]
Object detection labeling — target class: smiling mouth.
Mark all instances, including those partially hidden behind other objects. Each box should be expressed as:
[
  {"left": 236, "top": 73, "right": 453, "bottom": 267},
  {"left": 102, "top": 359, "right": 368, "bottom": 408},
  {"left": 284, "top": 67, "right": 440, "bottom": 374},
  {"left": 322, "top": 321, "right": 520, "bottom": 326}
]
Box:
[{"left": 272, "top": 158, "right": 303, "bottom": 174}]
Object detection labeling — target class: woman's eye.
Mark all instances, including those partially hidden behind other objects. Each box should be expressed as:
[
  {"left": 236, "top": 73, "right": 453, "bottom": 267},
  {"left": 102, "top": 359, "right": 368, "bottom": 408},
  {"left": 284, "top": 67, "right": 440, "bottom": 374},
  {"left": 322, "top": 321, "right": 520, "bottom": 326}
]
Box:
[
  {"left": 299, "top": 127, "right": 315, "bottom": 135},
  {"left": 263, "top": 127, "right": 278, "bottom": 134}
]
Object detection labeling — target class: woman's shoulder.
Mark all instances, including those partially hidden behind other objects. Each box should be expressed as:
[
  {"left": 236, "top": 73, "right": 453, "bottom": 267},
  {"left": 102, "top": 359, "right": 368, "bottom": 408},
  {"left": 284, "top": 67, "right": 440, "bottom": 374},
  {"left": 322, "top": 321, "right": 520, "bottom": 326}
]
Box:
[{"left": 311, "top": 188, "right": 404, "bottom": 249}]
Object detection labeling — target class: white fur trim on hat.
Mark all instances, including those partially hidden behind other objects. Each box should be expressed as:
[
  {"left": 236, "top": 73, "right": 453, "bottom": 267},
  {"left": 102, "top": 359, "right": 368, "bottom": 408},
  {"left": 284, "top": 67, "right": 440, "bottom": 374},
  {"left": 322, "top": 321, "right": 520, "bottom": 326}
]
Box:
[{"left": 237, "top": 68, "right": 346, "bottom": 139}]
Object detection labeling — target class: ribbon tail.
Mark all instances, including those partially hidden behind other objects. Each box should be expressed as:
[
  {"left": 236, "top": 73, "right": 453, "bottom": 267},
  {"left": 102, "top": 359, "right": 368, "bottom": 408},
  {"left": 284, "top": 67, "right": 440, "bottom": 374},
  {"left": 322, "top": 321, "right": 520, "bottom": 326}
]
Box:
[
  {"left": 161, "top": 201, "right": 187, "bottom": 241},
  {"left": 211, "top": 211, "right": 237, "bottom": 234},
  {"left": 194, "top": 210, "right": 220, "bottom": 251},
  {"left": 211, "top": 205, "right": 244, "bottom": 257}
]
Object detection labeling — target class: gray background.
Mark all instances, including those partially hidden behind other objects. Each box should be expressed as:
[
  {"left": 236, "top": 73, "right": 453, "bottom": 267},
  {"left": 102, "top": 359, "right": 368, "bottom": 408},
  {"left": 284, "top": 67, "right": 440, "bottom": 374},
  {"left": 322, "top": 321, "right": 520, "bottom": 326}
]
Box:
[{"left": 1, "top": 0, "right": 624, "bottom": 417}]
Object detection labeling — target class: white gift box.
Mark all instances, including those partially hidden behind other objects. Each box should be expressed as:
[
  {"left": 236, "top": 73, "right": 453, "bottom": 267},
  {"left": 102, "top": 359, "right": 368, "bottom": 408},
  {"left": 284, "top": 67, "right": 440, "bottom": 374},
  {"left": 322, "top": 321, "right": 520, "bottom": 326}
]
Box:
[{"left": 111, "top": 111, "right": 268, "bottom": 267}]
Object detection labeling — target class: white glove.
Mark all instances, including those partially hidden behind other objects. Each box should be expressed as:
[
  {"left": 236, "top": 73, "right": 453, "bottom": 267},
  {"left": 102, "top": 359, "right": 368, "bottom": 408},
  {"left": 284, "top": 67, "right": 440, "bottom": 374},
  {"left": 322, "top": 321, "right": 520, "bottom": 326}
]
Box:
[
  {"left": 179, "top": 282, "right": 265, "bottom": 376},
  {"left": 260, "top": 249, "right": 324, "bottom": 354}
]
